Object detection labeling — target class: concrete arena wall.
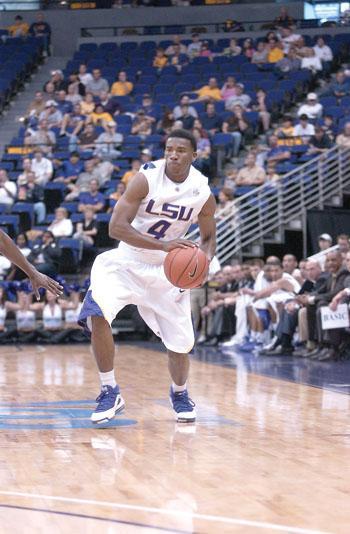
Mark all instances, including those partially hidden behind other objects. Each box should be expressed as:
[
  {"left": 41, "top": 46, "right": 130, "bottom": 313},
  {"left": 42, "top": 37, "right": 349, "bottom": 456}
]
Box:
[{"left": 0, "top": 2, "right": 304, "bottom": 56}]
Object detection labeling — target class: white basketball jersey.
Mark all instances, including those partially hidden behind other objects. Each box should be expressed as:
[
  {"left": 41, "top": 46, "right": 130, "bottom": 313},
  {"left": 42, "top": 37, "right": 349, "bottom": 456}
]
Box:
[{"left": 118, "top": 159, "right": 211, "bottom": 264}]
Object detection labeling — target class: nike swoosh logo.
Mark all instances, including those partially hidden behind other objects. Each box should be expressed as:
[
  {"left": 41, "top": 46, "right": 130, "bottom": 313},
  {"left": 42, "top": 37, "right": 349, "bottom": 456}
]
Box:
[
  {"left": 189, "top": 261, "right": 198, "bottom": 278},
  {"left": 179, "top": 289, "right": 186, "bottom": 293}
]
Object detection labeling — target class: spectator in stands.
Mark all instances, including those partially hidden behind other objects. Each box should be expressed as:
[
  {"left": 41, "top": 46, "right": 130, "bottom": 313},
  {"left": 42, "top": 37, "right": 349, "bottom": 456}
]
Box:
[
  {"left": 321, "top": 114, "right": 336, "bottom": 141},
  {"left": 108, "top": 181, "right": 126, "bottom": 208},
  {"left": 121, "top": 159, "right": 141, "bottom": 186},
  {"left": 313, "top": 37, "right": 333, "bottom": 75},
  {"left": 47, "top": 207, "right": 73, "bottom": 238},
  {"left": 308, "top": 127, "right": 333, "bottom": 155},
  {"left": 266, "top": 134, "right": 291, "bottom": 165},
  {"left": 324, "top": 70, "right": 350, "bottom": 99},
  {"left": 253, "top": 88, "right": 271, "bottom": 132},
  {"left": 80, "top": 92, "right": 95, "bottom": 117},
  {"left": 168, "top": 43, "right": 189, "bottom": 72},
  {"left": 275, "top": 47, "right": 301, "bottom": 77},
  {"left": 78, "top": 178, "right": 105, "bottom": 214},
  {"left": 55, "top": 90, "right": 73, "bottom": 116},
  {"left": 140, "top": 94, "right": 158, "bottom": 122},
  {"left": 43, "top": 81, "right": 56, "bottom": 99},
  {"left": 0, "top": 170, "right": 16, "bottom": 209},
  {"left": 59, "top": 103, "right": 85, "bottom": 141},
  {"left": 273, "top": 6, "right": 295, "bottom": 27},
  {"left": 95, "top": 120, "right": 123, "bottom": 159},
  {"left": 223, "top": 38, "right": 242, "bottom": 57},
  {"left": 177, "top": 104, "right": 195, "bottom": 130},
  {"left": 275, "top": 115, "right": 295, "bottom": 145},
  {"left": 152, "top": 48, "right": 168, "bottom": 71},
  {"left": 222, "top": 105, "right": 248, "bottom": 158},
  {"left": 337, "top": 234, "right": 350, "bottom": 260},
  {"left": 294, "top": 114, "right": 315, "bottom": 143},
  {"left": 39, "top": 100, "right": 63, "bottom": 129},
  {"left": 200, "top": 102, "right": 223, "bottom": 136},
  {"left": 28, "top": 231, "right": 61, "bottom": 277},
  {"left": 220, "top": 76, "right": 237, "bottom": 102},
  {"left": 25, "top": 119, "right": 56, "bottom": 155},
  {"left": 297, "top": 93, "right": 323, "bottom": 120},
  {"left": 242, "top": 38, "right": 255, "bottom": 59},
  {"left": 29, "top": 12, "right": 51, "bottom": 54},
  {"left": 225, "top": 83, "right": 251, "bottom": 111},
  {"left": 223, "top": 166, "right": 238, "bottom": 193},
  {"left": 31, "top": 149, "right": 53, "bottom": 186},
  {"left": 280, "top": 27, "right": 301, "bottom": 53},
  {"left": 55, "top": 152, "right": 84, "bottom": 186},
  {"left": 265, "top": 163, "right": 280, "bottom": 185},
  {"left": 86, "top": 68, "right": 109, "bottom": 97},
  {"left": 18, "top": 158, "right": 33, "bottom": 186},
  {"left": 67, "top": 72, "right": 86, "bottom": 99},
  {"left": 236, "top": 153, "right": 266, "bottom": 186},
  {"left": 7, "top": 15, "right": 29, "bottom": 37},
  {"left": 78, "top": 64, "right": 93, "bottom": 87},
  {"left": 50, "top": 70, "right": 67, "bottom": 92},
  {"left": 192, "top": 127, "right": 211, "bottom": 175},
  {"left": 26, "top": 91, "right": 46, "bottom": 122},
  {"left": 65, "top": 160, "right": 97, "bottom": 200},
  {"left": 199, "top": 41, "right": 213, "bottom": 59},
  {"left": 251, "top": 41, "right": 268, "bottom": 64},
  {"left": 88, "top": 103, "right": 113, "bottom": 128},
  {"left": 77, "top": 123, "right": 98, "bottom": 151},
  {"left": 193, "top": 77, "right": 222, "bottom": 102},
  {"left": 157, "top": 109, "right": 175, "bottom": 136},
  {"left": 187, "top": 33, "right": 202, "bottom": 58},
  {"left": 267, "top": 38, "right": 284, "bottom": 63},
  {"left": 165, "top": 35, "right": 187, "bottom": 56},
  {"left": 110, "top": 71, "right": 133, "bottom": 97},
  {"left": 140, "top": 148, "right": 152, "bottom": 165},
  {"left": 318, "top": 233, "right": 332, "bottom": 252},
  {"left": 301, "top": 48, "right": 322, "bottom": 73},
  {"left": 131, "top": 110, "right": 153, "bottom": 137},
  {"left": 16, "top": 171, "right": 46, "bottom": 224},
  {"left": 173, "top": 95, "right": 198, "bottom": 120},
  {"left": 73, "top": 206, "right": 98, "bottom": 249},
  {"left": 336, "top": 122, "right": 350, "bottom": 149}
]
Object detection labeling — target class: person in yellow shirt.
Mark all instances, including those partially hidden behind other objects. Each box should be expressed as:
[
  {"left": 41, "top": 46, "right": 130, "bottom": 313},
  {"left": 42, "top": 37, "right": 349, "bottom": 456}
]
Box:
[
  {"left": 8, "top": 15, "right": 29, "bottom": 37},
  {"left": 267, "top": 38, "right": 284, "bottom": 63},
  {"left": 110, "top": 71, "right": 133, "bottom": 97},
  {"left": 80, "top": 93, "right": 95, "bottom": 117},
  {"left": 121, "top": 159, "right": 141, "bottom": 186},
  {"left": 87, "top": 104, "right": 113, "bottom": 128},
  {"left": 193, "top": 77, "right": 222, "bottom": 102},
  {"left": 153, "top": 48, "right": 168, "bottom": 71}
]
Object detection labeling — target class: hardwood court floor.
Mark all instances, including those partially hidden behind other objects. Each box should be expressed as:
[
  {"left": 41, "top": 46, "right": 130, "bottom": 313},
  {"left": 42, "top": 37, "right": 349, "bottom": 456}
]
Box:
[{"left": 0, "top": 343, "right": 348, "bottom": 534}]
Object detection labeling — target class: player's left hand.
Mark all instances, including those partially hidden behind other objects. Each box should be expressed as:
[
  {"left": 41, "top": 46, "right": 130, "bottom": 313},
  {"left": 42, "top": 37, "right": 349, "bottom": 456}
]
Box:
[{"left": 29, "top": 271, "right": 64, "bottom": 300}]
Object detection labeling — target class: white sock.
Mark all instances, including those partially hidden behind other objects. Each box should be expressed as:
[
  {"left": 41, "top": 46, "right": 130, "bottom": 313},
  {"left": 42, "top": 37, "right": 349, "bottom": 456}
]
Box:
[
  {"left": 99, "top": 370, "right": 117, "bottom": 388},
  {"left": 172, "top": 382, "right": 186, "bottom": 393}
]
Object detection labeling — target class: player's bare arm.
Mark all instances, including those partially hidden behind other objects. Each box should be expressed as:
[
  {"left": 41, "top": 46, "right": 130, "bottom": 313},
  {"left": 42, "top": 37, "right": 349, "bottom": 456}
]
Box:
[
  {"left": 109, "top": 172, "right": 196, "bottom": 251},
  {"left": 197, "top": 193, "right": 216, "bottom": 260},
  {"left": 0, "top": 230, "right": 63, "bottom": 299}
]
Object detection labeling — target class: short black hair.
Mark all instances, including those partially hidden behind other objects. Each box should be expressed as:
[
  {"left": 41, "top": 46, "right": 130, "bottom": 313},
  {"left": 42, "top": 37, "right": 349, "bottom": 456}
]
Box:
[{"left": 166, "top": 129, "right": 197, "bottom": 152}]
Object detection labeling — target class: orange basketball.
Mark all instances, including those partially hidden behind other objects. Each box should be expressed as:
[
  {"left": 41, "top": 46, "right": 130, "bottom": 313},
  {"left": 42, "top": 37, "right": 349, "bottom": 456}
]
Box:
[{"left": 163, "top": 247, "right": 209, "bottom": 289}]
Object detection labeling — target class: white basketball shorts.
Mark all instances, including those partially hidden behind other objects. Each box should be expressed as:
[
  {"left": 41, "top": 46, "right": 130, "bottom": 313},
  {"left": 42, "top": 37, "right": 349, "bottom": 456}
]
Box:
[{"left": 78, "top": 248, "right": 195, "bottom": 354}]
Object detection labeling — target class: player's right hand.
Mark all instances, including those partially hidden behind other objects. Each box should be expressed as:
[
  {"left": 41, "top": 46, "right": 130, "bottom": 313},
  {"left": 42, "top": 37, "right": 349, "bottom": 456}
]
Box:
[{"left": 162, "top": 239, "right": 198, "bottom": 252}]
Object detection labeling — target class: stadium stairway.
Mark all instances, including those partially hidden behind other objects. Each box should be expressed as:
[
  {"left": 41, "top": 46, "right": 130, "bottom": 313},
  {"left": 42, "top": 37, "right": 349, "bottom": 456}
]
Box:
[{"left": 0, "top": 56, "right": 70, "bottom": 158}]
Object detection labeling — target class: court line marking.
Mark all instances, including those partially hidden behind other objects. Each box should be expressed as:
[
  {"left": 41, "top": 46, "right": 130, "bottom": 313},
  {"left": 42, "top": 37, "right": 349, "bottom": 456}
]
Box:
[{"left": 0, "top": 491, "right": 331, "bottom": 534}]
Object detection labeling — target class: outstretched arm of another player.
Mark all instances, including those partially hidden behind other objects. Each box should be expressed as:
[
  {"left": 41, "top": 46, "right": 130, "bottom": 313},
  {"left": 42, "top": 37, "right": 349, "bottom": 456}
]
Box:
[
  {"left": 197, "top": 193, "right": 216, "bottom": 261},
  {"left": 0, "top": 230, "right": 63, "bottom": 299},
  {"left": 109, "top": 172, "right": 196, "bottom": 251}
]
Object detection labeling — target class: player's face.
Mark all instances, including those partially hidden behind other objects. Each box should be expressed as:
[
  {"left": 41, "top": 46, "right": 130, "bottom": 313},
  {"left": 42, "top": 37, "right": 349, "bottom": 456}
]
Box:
[{"left": 164, "top": 138, "right": 196, "bottom": 179}]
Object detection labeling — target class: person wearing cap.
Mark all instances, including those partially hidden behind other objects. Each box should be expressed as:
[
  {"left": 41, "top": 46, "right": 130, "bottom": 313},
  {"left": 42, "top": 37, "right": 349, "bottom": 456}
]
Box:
[
  {"left": 86, "top": 69, "right": 109, "bottom": 97},
  {"left": 110, "top": 71, "right": 133, "bottom": 97},
  {"left": 318, "top": 234, "right": 333, "bottom": 251},
  {"left": 140, "top": 148, "right": 152, "bottom": 164},
  {"left": 294, "top": 114, "right": 315, "bottom": 144},
  {"left": 94, "top": 121, "right": 123, "bottom": 159},
  {"left": 225, "top": 83, "right": 251, "bottom": 111},
  {"left": 193, "top": 77, "right": 222, "bottom": 103},
  {"left": 39, "top": 100, "right": 63, "bottom": 128},
  {"left": 297, "top": 93, "right": 323, "bottom": 120}
]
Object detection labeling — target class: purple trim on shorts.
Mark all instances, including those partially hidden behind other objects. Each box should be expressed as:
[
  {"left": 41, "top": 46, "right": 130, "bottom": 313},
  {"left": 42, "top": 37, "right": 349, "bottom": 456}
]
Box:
[{"left": 78, "top": 290, "right": 104, "bottom": 337}]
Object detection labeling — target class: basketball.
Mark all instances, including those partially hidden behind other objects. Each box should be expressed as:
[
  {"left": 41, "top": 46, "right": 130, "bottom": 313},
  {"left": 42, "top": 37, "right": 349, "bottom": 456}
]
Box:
[{"left": 163, "top": 247, "right": 209, "bottom": 289}]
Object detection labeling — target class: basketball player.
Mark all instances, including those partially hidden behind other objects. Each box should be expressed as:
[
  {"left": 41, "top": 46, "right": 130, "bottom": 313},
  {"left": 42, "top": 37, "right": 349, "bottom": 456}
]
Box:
[
  {"left": 79, "top": 129, "right": 216, "bottom": 424},
  {"left": 0, "top": 229, "right": 62, "bottom": 297}
]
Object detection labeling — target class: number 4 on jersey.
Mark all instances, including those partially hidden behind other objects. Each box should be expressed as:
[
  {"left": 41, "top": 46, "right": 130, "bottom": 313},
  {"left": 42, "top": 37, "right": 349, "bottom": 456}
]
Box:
[{"left": 147, "top": 220, "right": 172, "bottom": 240}]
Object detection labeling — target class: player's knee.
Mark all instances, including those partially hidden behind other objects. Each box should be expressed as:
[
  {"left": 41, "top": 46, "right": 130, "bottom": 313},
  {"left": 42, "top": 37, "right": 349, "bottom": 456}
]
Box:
[{"left": 91, "top": 315, "right": 111, "bottom": 330}]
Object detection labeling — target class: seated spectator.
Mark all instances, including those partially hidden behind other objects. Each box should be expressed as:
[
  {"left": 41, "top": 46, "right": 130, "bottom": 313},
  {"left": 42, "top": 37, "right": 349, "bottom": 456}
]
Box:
[
  {"left": 16, "top": 171, "right": 46, "bottom": 224},
  {"left": 199, "top": 102, "right": 223, "bottom": 135},
  {"left": 267, "top": 38, "right": 284, "bottom": 63},
  {"left": 29, "top": 12, "right": 51, "bottom": 54},
  {"left": 297, "top": 93, "right": 323, "bottom": 120},
  {"left": 86, "top": 68, "right": 109, "bottom": 97},
  {"left": 275, "top": 115, "right": 295, "bottom": 145},
  {"left": 18, "top": 158, "right": 33, "bottom": 186},
  {"left": 236, "top": 153, "right": 266, "bottom": 186},
  {"left": 73, "top": 206, "right": 98, "bottom": 249},
  {"left": 153, "top": 48, "right": 168, "bottom": 71},
  {"left": 225, "top": 83, "right": 251, "bottom": 111},
  {"left": 46, "top": 70, "right": 67, "bottom": 92},
  {"left": 165, "top": 35, "right": 187, "bottom": 56},
  {"left": 266, "top": 134, "right": 291, "bottom": 165},
  {"left": 92, "top": 156, "right": 114, "bottom": 185},
  {"left": 193, "top": 77, "right": 222, "bottom": 102},
  {"left": 94, "top": 121, "right": 123, "bottom": 159},
  {"left": 177, "top": 104, "right": 195, "bottom": 130},
  {"left": 173, "top": 95, "right": 198, "bottom": 120},
  {"left": 199, "top": 41, "right": 213, "bottom": 59},
  {"left": 223, "top": 166, "right": 238, "bottom": 193},
  {"left": 55, "top": 90, "right": 73, "bottom": 115},
  {"left": 77, "top": 123, "right": 98, "bottom": 151},
  {"left": 294, "top": 114, "right": 315, "bottom": 143},
  {"left": 67, "top": 72, "right": 86, "bottom": 99},
  {"left": 110, "top": 71, "right": 134, "bottom": 96},
  {"left": 308, "top": 127, "right": 333, "bottom": 155},
  {"left": 325, "top": 70, "right": 350, "bottom": 99},
  {"left": 59, "top": 103, "right": 85, "bottom": 140},
  {"left": 6, "top": 234, "right": 32, "bottom": 281},
  {"left": 337, "top": 233, "right": 350, "bottom": 261},
  {"left": 294, "top": 37, "right": 312, "bottom": 60},
  {"left": 78, "top": 64, "right": 93, "bottom": 87},
  {"left": 280, "top": 27, "right": 301, "bottom": 53},
  {"left": 192, "top": 127, "right": 211, "bottom": 175},
  {"left": 48, "top": 207, "right": 73, "bottom": 238},
  {"left": 80, "top": 92, "right": 95, "bottom": 117},
  {"left": 121, "top": 159, "right": 141, "bottom": 186},
  {"left": 55, "top": 151, "right": 84, "bottom": 186},
  {"left": 108, "top": 181, "right": 126, "bottom": 210},
  {"left": 31, "top": 149, "right": 53, "bottom": 186},
  {"left": 242, "top": 38, "right": 255, "bottom": 59},
  {"left": 336, "top": 122, "right": 350, "bottom": 149},
  {"left": 273, "top": 6, "right": 295, "bottom": 27},
  {"left": 78, "top": 178, "right": 105, "bottom": 214},
  {"left": 320, "top": 114, "right": 336, "bottom": 141},
  {"left": 275, "top": 47, "right": 301, "bottom": 77},
  {"left": 8, "top": 14, "right": 29, "bottom": 37},
  {"left": 157, "top": 109, "right": 175, "bottom": 135},
  {"left": 313, "top": 37, "right": 333, "bottom": 75},
  {"left": 39, "top": 100, "right": 63, "bottom": 129},
  {"left": 65, "top": 159, "right": 96, "bottom": 200},
  {"left": 251, "top": 41, "right": 268, "bottom": 64},
  {"left": 26, "top": 91, "right": 46, "bottom": 122},
  {"left": 88, "top": 104, "right": 113, "bottom": 128},
  {"left": 217, "top": 188, "right": 234, "bottom": 211},
  {"left": 168, "top": 43, "right": 189, "bottom": 72},
  {"left": 24, "top": 119, "right": 56, "bottom": 155},
  {"left": 140, "top": 148, "right": 152, "bottom": 165},
  {"left": 187, "top": 33, "right": 202, "bottom": 58},
  {"left": 140, "top": 93, "right": 158, "bottom": 122},
  {"left": 301, "top": 48, "right": 322, "bottom": 73},
  {"left": 253, "top": 88, "right": 271, "bottom": 132},
  {"left": 131, "top": 110, "right": 153, "bottom": 137},
  {"left": 266, "top": 162, "right": 280, "bottom": 185},
  {"left": 43, "top": 81, "right": 56, "bottom": 99},
  {"left": 0, "top": 170, "right": 16, "bottom": 209},
  {"left": 28, "top": 231, "right": 61, "bottom": 277},
  {"left": 222, "top": 105, "right": 248, "bottom": 158},
  {"left": 223, "top": 38, "right": 242, "bottom": 57},
  {"left": 220, "top": 76, "right": 237, "bottom": 102}
]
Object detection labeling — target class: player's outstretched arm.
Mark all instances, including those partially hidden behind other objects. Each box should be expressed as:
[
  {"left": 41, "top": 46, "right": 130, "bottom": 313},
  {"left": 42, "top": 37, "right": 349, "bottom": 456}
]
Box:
[
  {"left": 109, "top": 172, "right": 196, "bottom": 251},
  {"left": 0, "top": 230, "right": 63, "bottom": 299},
  {"left": 197, "top": 193, "right": 216, "bottom": 261}
]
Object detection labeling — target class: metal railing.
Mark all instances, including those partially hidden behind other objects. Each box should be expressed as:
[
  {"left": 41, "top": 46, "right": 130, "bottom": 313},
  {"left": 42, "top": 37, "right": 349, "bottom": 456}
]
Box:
[{"left": 188, "top": 145, "right": 350, "bottom": 263}]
